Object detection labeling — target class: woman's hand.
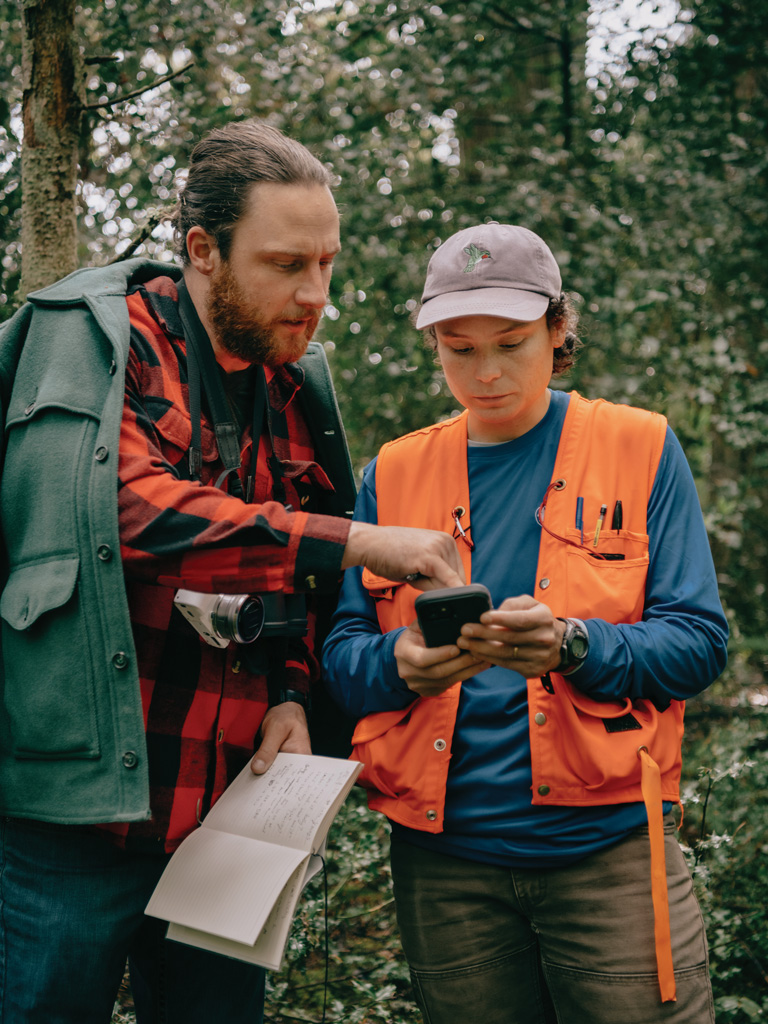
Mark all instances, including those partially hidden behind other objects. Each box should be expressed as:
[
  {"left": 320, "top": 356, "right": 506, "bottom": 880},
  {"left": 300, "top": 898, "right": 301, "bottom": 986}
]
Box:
[
  {"left": 457, "top": 595, "right": 566, "bottom": 677},
  {"left": 395, "top": 620, "right": 490, "bottom": 697}
]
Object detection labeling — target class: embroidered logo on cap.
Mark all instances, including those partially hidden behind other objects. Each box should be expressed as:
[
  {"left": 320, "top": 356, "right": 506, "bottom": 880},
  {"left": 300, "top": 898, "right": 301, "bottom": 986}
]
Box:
[{"left": 463, "top": 243, "right": 492, "bottom": 273}]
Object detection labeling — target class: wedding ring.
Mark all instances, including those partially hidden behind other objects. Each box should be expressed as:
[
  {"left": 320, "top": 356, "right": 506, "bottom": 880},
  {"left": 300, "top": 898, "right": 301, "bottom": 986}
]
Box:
[{"left": 404, "top": 572, "right": 423, "bottom": 583}]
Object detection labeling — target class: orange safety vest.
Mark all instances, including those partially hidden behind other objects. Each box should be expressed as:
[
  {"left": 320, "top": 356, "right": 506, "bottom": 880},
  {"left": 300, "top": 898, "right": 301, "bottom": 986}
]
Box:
[{"left": 352, "top": 391, "right": 680, "bottom": 1001}]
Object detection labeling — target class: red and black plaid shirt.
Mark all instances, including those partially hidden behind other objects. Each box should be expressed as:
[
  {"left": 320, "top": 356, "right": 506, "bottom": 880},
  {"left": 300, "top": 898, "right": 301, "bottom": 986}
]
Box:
[{"left": 102, "top": 276, "right": 350, "bottom": 852}]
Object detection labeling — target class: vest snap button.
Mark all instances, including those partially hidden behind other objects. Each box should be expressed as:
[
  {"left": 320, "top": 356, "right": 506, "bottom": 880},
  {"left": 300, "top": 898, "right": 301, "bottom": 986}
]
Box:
[
  {"left": 534, "top": 712, "right": 547, "bottom": 726},
  {"left": 425, "top": 809, "right": 437, "bottom": 821},
  {"left": 539, "top": 578, "right": 551, "bottom": 590},
  {"left": 538, "top": 784, "right": 551, "bottom": 796},
  {"left": 434, "top": 738, "right": 446, "bottom": 751}
]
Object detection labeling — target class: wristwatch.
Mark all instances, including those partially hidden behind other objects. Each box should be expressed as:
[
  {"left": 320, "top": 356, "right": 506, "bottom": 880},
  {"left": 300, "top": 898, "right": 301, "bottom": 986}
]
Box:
[
  {"left": 278, "top": 688, "right": 312, "bottom": 715},
  {"left": 555, "top": 618, "right": 590, "bottom": 675}
]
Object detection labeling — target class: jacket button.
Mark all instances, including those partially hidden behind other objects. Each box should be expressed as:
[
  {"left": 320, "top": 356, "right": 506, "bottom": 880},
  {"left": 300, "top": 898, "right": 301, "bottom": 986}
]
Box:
[
  {"left": 305, "top": 575, "right": 317, "bottom": 590},
  {"left": 122, "top": 751, "right": 138, "bottom": 769},
  {"left": 539, "top": 578, "right": 551, "bottom": 590},
  {"left": 534, "top": 712, "right": 547, "bottom": 726},
  {"left": 112, "top": 651, "right": 129, "bottom": 669},
  {"left": 433, "top": 738, "right": 447, "bottom": 751},
  {"left": 425, "top": 809, "right": 437, "bottom": 821},
  {"left": 24, "top": 401, "right": 35, "bottom": 416},
  {"left": 538, "top": 784, "right": 551, "bottom": 796},
  {"left": 97, "top": 545, "right": 112, "bottom": 562},
  {"left": 95, "top": 446, "right": 109, "bottom": 462}
]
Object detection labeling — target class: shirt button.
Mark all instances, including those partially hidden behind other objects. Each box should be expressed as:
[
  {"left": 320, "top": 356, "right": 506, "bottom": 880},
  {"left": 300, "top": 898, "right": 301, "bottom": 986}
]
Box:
[
  {"left": 95, "top": 446, "right": 109, "bottom": 462},
  {"left": 112, "top": 651, "right": 129, "bottom": 670},
  {"left": 122, "top": 751, "right": 138, "bottom": 769},
  {"left": 534, "top": 712, "right": 547, "bottom": 726},
  {"left": 97, "top": 544, "right": 112, "bottom": 562},
  {"left": 425, "top": 809, "right": 437, "bottom": 821},
  {"left": 433, "top": 738, "right": 447, "bottom": 752},
  {"left": 539, "top": 578, "right": 551, "bottom": 590},
  {"left": 538, "top": 784, "right": 551, "bottom": 796}
]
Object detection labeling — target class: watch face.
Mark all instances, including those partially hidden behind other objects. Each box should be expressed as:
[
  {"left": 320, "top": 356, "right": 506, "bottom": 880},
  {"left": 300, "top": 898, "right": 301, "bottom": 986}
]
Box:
[{"left": 571, "top": 635, "right": 588, "bottom": 660}]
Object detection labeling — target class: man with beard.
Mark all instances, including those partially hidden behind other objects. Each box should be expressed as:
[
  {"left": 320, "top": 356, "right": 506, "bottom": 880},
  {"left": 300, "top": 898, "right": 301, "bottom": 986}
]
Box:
[{"left": 0, "top": 119, "right": 464, "bottom": 1024}]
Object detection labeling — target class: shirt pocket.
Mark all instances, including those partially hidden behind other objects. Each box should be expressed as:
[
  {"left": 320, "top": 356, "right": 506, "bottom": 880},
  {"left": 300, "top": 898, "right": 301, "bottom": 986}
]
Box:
[
  {"left": 0, "top": 556, "right": 101, "bottom": 759},
  {"left": 146, "top": 400, "right": 217, "bottom": 471}
]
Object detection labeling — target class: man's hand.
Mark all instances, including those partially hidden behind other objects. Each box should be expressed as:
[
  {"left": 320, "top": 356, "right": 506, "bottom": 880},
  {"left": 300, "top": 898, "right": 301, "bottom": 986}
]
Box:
[
  {"left": 457, "top": 595, "right": 566, "bottom": 677},
  {"left": 250, "top": 702, "right": 311, "bottom": 775},
  {"left": 342, "top": 521, "right": 466, "bottom": 591},
  {"left": 395, "top": 620, "right": 490, "bottom": 697}
]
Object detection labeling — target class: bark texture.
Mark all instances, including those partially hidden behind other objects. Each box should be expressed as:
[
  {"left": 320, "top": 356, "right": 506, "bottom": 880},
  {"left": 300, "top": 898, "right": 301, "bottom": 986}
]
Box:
[{"left": 20, "top": 0, "right": 82, "bottom": 297}]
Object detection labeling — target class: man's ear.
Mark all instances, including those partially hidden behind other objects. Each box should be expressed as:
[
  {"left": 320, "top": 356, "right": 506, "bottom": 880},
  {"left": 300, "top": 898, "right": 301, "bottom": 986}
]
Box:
[{"left": 186, "top": 226, "right": 219, "bottom": 276}]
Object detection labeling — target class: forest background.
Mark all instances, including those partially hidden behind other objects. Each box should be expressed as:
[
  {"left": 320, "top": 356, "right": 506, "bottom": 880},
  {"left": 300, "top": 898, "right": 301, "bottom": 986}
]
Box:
[{"left": 0, "top": 0, "right": 766, "bottom": 1021}]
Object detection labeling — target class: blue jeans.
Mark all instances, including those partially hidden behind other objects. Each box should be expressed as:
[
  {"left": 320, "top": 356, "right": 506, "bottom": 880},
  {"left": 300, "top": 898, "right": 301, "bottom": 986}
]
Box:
[
  {"left": 390, "top": 818, "right": 715, "bottom": 1024},
  {"left": 0, "top": 817, "right": 265, "bottom": 1024}
]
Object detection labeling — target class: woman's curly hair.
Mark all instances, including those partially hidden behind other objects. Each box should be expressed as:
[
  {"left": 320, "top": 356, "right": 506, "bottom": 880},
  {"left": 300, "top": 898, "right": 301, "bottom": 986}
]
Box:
[{"left": 418, "top": 291, "right": 582, "bottom": 376}]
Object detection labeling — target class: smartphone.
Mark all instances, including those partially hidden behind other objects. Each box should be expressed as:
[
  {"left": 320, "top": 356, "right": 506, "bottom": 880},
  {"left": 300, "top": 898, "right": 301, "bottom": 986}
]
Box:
[{"left": 414, "top": 584, "right": 492, "bottom": 648}]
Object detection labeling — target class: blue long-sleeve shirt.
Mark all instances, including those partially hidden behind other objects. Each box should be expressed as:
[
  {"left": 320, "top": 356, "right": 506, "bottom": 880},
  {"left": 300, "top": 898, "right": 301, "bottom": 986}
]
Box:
[{"left": 323, "top": 390, "right": 728, "bottom": 866}]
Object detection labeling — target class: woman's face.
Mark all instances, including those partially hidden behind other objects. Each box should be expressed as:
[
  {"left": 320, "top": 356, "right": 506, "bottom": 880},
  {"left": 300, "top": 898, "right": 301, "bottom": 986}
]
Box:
[{"left": 434, "top": 313, "right": 564, "bottom": 443}]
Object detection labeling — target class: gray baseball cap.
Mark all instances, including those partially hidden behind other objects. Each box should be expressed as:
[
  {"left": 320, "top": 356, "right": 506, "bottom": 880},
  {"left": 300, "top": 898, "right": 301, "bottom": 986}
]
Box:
[{"left": 415, "top": 224, "right": 562, "bottom": 329}]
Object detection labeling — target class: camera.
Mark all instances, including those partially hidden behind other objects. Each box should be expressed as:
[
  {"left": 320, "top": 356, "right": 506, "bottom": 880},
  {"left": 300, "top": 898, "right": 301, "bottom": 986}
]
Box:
[{"left": 173, "top": 589, "right": 308, "bottom": 649}]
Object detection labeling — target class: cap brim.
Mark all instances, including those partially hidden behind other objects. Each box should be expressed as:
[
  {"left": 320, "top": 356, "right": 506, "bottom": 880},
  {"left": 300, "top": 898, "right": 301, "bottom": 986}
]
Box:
[{"left": 415, "top": 287, "right": 551, "bottom": 329}]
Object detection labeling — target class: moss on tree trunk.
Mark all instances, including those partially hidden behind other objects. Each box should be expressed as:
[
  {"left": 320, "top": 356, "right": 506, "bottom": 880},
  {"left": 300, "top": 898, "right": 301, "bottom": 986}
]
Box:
[{"left": 20, "top": 0, "right": 82, "bottom": 297}]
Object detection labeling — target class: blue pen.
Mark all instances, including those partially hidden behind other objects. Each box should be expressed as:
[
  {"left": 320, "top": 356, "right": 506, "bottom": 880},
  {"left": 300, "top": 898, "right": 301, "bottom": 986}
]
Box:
[{"left": 575, "top": 496, "right": 584, "bottom": 545}]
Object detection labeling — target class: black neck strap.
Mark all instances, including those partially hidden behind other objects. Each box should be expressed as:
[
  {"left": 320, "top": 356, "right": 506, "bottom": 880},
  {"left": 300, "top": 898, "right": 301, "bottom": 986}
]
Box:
[{"left": 176, "top": 278, "right": 274, "bottom": 502}]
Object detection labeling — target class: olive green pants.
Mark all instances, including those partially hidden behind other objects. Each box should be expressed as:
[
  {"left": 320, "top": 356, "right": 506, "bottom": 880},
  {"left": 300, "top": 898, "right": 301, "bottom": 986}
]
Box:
[{"left": 390, "top": 820, "right": 714, "bottom": 1024}]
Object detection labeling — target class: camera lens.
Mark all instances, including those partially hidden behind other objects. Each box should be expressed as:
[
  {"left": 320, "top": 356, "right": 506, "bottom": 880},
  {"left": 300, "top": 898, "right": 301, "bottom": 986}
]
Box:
[{"left": 211, "top": 594, "right": 265, "bottom": 644}]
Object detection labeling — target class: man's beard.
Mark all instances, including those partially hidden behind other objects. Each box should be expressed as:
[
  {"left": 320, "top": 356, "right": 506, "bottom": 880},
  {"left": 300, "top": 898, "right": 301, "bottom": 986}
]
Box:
[{"left": 206, "top": 260, "right": 321, "bottom": 367}]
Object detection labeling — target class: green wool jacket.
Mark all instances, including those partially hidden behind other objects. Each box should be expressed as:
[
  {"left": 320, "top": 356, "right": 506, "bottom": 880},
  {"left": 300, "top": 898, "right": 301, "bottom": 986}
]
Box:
[{"left": 0, "top": 258, "right": 355, "bottom": 823}]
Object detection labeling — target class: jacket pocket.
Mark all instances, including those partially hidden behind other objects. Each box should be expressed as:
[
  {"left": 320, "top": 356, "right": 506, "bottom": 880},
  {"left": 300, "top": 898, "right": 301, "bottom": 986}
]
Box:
[{"left": 0, "top": 556, "right": 100, "bottom": 758}]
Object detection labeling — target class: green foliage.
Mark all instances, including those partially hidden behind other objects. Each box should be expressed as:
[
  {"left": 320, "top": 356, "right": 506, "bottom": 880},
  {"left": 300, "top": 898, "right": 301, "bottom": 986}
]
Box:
[{"left": 680, "top": 661, "right": 768, "bottom": 1022}]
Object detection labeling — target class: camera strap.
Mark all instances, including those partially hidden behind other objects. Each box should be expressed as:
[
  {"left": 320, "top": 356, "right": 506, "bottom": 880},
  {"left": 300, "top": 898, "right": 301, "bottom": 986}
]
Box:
[{"left": 177, "top": 279, "right": 272, "bottom": 502}]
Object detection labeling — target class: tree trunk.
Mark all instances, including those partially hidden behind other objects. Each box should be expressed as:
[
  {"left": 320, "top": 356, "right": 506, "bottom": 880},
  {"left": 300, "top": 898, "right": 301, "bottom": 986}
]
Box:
[{"left": 20, "top": 0, "right": 82, "bottom": 298}]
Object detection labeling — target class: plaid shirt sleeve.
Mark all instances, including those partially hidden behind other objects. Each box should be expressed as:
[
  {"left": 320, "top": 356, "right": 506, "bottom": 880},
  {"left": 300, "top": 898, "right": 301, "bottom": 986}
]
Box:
[{"left": 119, "top": 288, "right": 350, "bottom": 596}]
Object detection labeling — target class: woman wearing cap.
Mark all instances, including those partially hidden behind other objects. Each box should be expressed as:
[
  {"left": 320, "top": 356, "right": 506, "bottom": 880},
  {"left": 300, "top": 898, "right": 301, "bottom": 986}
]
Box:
[{"left": 322, "top": 224, "right": 726, "bottom": 1024}]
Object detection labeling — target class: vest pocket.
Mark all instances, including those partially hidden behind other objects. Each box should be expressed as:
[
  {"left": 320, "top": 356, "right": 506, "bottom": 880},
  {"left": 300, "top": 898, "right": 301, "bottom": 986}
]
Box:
[
  {"left": 0, "top": 556, "right": 101, "bottom": 759},
  {"left": 564, "top": 531, "right": 649, "bottom": 623}
]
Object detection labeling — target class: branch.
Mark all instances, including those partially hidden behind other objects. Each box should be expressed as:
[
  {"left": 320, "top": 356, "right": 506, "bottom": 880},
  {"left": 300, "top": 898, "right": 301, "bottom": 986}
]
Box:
[
  {"left": 84, "top": 54, "right": 119, "bottom": 65},
  {"left": 83, "top": 60, "right": 194, "bottom": 111},
  {"left": 109, "top": 210, "right": 170, "bottom": 264}
]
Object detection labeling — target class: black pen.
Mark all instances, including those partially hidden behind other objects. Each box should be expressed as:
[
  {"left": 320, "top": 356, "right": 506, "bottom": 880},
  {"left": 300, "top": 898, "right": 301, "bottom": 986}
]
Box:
[{"left": 611, "top": 500, "right": 623, "bottom": 531}]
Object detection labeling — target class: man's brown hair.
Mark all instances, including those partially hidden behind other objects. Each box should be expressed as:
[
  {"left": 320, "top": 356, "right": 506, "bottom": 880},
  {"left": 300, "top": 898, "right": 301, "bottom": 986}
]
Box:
[{"left": 172, "top": 119, "right": 333, "bottom": 263}]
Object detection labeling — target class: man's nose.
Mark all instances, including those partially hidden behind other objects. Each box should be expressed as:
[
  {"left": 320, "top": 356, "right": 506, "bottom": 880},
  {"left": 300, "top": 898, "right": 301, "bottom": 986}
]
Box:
[{"left": 295, "top": 266, "right": 329, "bottom": 309}]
